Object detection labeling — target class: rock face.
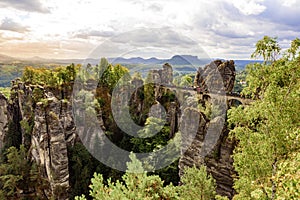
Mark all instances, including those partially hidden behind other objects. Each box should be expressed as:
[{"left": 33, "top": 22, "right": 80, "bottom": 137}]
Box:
[
  {"left": 180, "top": 60, "right": 237, "bottom": 198},
  {"left": 179, "top": 111, "right": 236, "bottom": 198},
  {"left": 31, "top": 96, "right": 73, "bottom": 199},
  {"left": 194, "top": 60, "right": 236, "bottom": 93},
  {"left": 0, "top": 93, "right": 8, "bottom": 151},
  {"left": 0, "top": 80, "right": 76, "bottom": 199},
  {"left": 149, "top": 63, "right": 173, "bottom": 85}
]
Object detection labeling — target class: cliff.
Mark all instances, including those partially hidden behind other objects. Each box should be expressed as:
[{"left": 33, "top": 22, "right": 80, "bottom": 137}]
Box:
[
  {"left": 0, "top": 93, "right": 8, "bottom": 151},
  {"left": 0, "top": 81, "right": 76, "bottom": 199}
]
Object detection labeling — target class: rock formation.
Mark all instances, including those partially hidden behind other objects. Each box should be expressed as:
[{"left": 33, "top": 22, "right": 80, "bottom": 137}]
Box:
[
  {"left": 194, "top": 60, "right": 236, "bottom": 93},
  {"left": 0, "top": 93, "right": 8, "bottom": 151},
  {"left": 0, "top": 61, "right": 242, "bottom": 199},
  {"left": 0, "top": 80, "right": 76, "bottom": 199},
  {"left": 179, "top": 110, "right": 237, "bottom": 198},
  {"left": 148, "top": 63, "right": 173, "bottom": 85}
]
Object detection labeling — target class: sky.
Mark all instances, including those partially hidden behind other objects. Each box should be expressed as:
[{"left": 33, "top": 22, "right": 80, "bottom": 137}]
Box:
[{"left": 0, "top": 0, "right": 299, "bottom": 60}]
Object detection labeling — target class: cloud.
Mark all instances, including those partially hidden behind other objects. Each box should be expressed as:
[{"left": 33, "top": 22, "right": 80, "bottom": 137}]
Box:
[
  {"left": 87, "top": 28, "right": 208, "bottom": 59},
  {"left": 111, "top": 28, "right": 196, "bottom": 48},
  {"left": 230, "top": 0, "right": 266, "bottom": 15},
  {"left": 0, "top": 18, "right": 29, "bottom": 33},
  {"left": 73, "top": 29, "right": 116, "bottom": 39},
  {"left": 147, "top": 3, "right": 163, "bottom": 12},
  {"left": 0, "top": 39, "right": 95, "bottom": 59},
  {"left": 258, "top": 0, "right": 300, "bottom": 29},
  {"left": 0, "top": 0, "right": 49, "bottom": 13}
]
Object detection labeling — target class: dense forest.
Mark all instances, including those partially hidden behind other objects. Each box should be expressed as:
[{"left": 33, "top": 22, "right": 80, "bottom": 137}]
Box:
[{"left": 0, "top": 36, "right": 299, "bottom": 199}]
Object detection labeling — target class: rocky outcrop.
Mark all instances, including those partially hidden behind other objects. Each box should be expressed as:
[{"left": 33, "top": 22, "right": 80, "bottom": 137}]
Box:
[
  {"left": 31, "top": 96, "right": 73, "bottom": 199},
  {"left": 180, "top": 60, "right": 237, "bottom": 198},
  {"left": 179, "top": 107, "right": 236, "bottom": 198},
  {"left": 194, "top": 60, "right": 236, "bottom": 93},
  {"left": 0, "top": 80, "right": 76, "bottom": 199},
  {"left": 148, "top": 63, "right": 173, "bottom": 85},
  {"left": 0, "top": 93, "right": 8, "bottom": 151}
]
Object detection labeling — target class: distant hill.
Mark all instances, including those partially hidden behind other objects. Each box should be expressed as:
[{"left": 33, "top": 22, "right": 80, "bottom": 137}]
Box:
[
  {"left": 0, "top": 54, "right": 17, "bottom": 63},
  {"left": 234, "top": 60, "right": 263, "bottom": 71},
  {"left": 0, "top": 53, "right": 263, "bottom": 87},
  {"left": 0, "top": 53, "right": 262, "bottom": 70},
  {"left": 108, "top": 57, "right": 161, "bottom": 64},
  {"left": 163, "top": 55, "right": 210, "bottom": 65},
  {"left": 109, "top": 55, "right": 211, "bottom": 66}
]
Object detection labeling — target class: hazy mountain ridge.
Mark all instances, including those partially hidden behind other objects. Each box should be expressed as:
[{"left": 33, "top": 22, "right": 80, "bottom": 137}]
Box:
[{"left": 0, "top": 53, "right": 262, "bottom": 71}]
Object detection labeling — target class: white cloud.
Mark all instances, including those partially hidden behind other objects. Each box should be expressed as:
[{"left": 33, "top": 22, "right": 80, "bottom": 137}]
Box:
[
  {"left": 0, "top": 18, "right": 29, "bottom": 33},
  {"left": 0, "top": 0, "right": 49, "bottom": 13},
  {"left": 279, "top": 0, "right": 296, "bottom": 7},
  {"left": 229, "top": 0, "right": 266, "bottom": 15}
]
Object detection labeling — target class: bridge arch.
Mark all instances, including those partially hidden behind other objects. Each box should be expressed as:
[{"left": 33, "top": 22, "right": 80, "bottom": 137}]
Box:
[
  {"left": 228, "top": 98, "right": 243, "bottom": 107},
  {"left": 203, "top": 94, "right": 211, "bottom": 103}
]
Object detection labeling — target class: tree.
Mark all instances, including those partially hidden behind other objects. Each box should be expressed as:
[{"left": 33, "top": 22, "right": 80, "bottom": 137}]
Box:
[
  {"left": 251, "top": 36, "right": 281, "bottom": 63},
  {"left": 286, "top": 37, "right": 300, "bottom": 59},
  {"left": 131, "top": 117, "right": 169, "bottom": 153},
  {"left": 179, "top": 75, "right": 193, "bottom": 87},
  {"left": 228, "top": 37, "right": 300, "bottom": 199},
  {"left": 179, "top": 165, "right": 216, "bottom": 200},
  {"left": 131, "top": 72, "right": 143, "bottom": 81},
  {"left": 96, "top": 59, "right": 129, "bottom": 93},
  {"left": 75, "top": 153, "right": 221, "bottom": 200},
  {"left": 143, "top": 72, "right": 156, "bottom": 112},
  {"left": 0, "top": 145, "right": 48, "bottom": 199},
  {"left": 76, "top": 153, "right": 179, "bottom": 200}
]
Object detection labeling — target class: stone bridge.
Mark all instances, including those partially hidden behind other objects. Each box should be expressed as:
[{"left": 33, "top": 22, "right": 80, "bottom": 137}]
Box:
[{"left": 161, "top": 85, "right": 253, "bottom": 106}]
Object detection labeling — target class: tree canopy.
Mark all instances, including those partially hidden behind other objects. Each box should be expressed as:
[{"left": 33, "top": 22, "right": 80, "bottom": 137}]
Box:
[{"left": 228, "top": 37, "right": 300, "bottom": 199}]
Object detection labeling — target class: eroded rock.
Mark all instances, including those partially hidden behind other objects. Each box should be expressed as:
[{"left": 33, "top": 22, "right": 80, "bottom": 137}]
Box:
[
  {"left": 0, "top": 93, "right": 8, "bottom": 150},
  {"left": 194, "top": 60, "right": 236, "bottom": 93}
]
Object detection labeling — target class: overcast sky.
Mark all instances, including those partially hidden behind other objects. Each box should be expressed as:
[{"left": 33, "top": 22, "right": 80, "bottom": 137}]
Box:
[{"left": 0, "top": 0, "right": 299, "bottom": 59}]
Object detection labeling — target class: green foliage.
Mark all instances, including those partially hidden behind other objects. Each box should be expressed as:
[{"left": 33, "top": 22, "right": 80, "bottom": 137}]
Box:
[
  {"left": 274, "top": 152, "right": 300, "bottom": 199},
  {"left": 69, "top": 143, "right": 97, "bottom": 199},
  {"left": 85, "top": 153, "right": 179, "bottom": 200},
  {"left": 69, "top": 143, "right": 122, "bottom": 199},
  {"left": 131, "top": 117, "right": 170, "bottom": 153},
  {"left": 243, "top": 38, "right": 300, "bottom": 98},
  {"left": 32, "top": 87, "right": 44, "bottom": 102},
  {"left": 0, "top": 145, "right": 48, "bottom": 199},
  {"left": 179, "top": 165, "right": 216, "bottom": 200},
  {"left": 286, "top": 37, "right": 300, "bottom": 59},
  {"left": 21, "top": 63, "right": 79, "bottom": 86},
  {"left": 95, "top": 58, "right": 130, "bottom": 93},
  {"left": 215, "top": 195, "right": 230, "bottom": 200},
  {"left": 4, "top": 121, "right": 22, "bottom": 150},
  {"left": 131, "top": 72, "right": 143, "bottom": 80},
  {"left": 198, "top": 101, "right": 222, "bottom": 120},
  {"left": 0, "top": 87, "right": 11, "bottom": 98},
  {"left": 0, "top": 64, "right": 23, "bottom": 87},
  {"left": 233, "top": 70, "right": 247, "bottom": 94},
  {"left": 76, "top": 153, "right": 219, "bottom": 200},
  {"left": 179, "top": 74, "right": 193, "bottom": 87},
  {"left": 144, "top": 72, "right": 156, "bottom": 107},
  {"left": 228, "top": 37, "right": 300, "bottom": 199},
  {"left": 251, "top": 36, "right": 281, "bottom": 63}
]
